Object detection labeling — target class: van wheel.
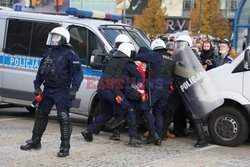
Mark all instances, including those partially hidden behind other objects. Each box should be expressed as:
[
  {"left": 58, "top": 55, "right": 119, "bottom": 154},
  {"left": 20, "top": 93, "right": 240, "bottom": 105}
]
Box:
[
  {"left": 208, "top": 106, "right": 249, "bottom": 146},
  {"left": 25, "top": 107, "right": 36, "bottom": 114}
]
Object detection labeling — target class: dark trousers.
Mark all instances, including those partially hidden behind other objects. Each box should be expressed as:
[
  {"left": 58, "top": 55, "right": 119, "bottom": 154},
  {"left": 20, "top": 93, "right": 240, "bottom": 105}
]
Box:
[
  {"left": 40, "top": 87, "right": 72, "bottom": 117},
  {"left": 126, "top": 100, "right": 156, "bottom": 137},
  {"left": 88, "top": 89, "right": 131, "bottom": 133},
  {"left": 151, "top": 89, "right": 170, "bottom": 137}
]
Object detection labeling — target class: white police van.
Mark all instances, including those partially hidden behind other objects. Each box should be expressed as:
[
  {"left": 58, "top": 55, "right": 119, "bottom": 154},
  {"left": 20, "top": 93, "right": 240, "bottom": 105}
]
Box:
[
  {"left": 207, "top": 47, "right": 250, "bottom": 146},
  {"left": 0, "top": 7, "right": 150, "bottom": 122}
]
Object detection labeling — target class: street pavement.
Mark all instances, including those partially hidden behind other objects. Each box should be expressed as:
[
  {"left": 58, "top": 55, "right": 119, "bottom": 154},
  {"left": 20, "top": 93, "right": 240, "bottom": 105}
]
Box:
[{"left": 0, "top": 108, "right": 250, "bottom": 167}]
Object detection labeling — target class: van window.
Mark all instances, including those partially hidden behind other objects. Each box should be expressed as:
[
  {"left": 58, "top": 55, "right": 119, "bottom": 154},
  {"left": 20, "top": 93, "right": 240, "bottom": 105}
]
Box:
[
  {"left": 5, "top": 19, "right": 59, "bottom": 57},
  {"left": 69, "top": 26, "right": 106, "bottom": 65},
  {"left": 30, "top": 22, "right": 59, "bottom": 57},
  {"left": 100, "top": 25, "right": 150, "bottom": 52},
  {"left": 69, "top": 26, "right": 88, "bottom": 64},
  {"left": 5, "top": 20, "right": 32, "bottom": 55}
]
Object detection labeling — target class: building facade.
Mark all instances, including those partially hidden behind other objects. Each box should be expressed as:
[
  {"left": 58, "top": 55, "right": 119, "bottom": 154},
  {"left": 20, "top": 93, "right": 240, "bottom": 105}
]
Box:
[{"left": 0, "top": 0, "right": 241, "bottom": 32}]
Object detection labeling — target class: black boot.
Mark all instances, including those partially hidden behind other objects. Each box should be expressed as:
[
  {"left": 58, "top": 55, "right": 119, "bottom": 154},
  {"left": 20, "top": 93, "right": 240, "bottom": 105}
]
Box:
[
  {"left": 20, "top": 108, "right": 48, "bottom": 150},
  {"left": 109, "top": 132, "right": 120, "bottom": 140},
  {"left": 145, "top": 131, "right": 161, "bottom": 146},
  {"left": 128, "top": 135, "right": 144, "bottom": 147},
  {"left": 20, "top": 139, "right": 41, "bottom": 150},
  {"left": 57, "top": 110, "right": 71, "bottom": 157},
  {"left": 194, "top": 119, "right": 208, "bottom": 148},
  {"left": 81, "top": 130, "right": 93, "bottom": 142}
]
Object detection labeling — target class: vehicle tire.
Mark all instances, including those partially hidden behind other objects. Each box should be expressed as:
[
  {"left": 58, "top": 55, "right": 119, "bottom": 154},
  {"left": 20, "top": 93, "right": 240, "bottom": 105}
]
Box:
[
  {"left": 87, "top": 101, "right": 101, "bottom": 124},
  {"left": 208, "top": 106, "right": 249, "bottom": 146},
  {"left": 25, "top": 107, "right": 36, "bottom": 114}
]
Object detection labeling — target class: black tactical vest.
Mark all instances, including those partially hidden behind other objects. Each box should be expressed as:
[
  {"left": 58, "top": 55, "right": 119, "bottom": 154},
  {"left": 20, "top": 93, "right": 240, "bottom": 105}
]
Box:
[
  {"left": 150, "top": 51, "right": 174, "bottom": 80},
  {"left": 40, "top": 50, "right": 72, "bottom": 81},
  {"left": 99, "top": 51, "right": 133, "bottom": 89},
  {"left": 160, "top": 53, "right": 175, "bottom": 79}
]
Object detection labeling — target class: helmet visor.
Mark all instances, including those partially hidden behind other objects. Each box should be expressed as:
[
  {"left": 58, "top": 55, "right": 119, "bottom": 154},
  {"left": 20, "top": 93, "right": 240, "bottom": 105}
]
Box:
[{"left": 46, "top": 33, "right": 63, "bottom": 46}]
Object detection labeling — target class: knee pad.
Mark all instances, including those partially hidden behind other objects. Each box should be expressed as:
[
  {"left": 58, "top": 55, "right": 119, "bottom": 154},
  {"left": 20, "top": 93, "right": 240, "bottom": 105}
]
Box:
[{"left": 57, "top": 109, "right": 70, "bottom": 123}]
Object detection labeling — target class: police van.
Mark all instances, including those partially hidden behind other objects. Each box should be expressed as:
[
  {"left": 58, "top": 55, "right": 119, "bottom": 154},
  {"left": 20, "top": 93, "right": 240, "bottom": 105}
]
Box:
[
  {"left": 0, "top": 7, "right": 150, "bottom": 122},
  {"left": 207, "top": 47, "right": 250, "bottom": 146}
]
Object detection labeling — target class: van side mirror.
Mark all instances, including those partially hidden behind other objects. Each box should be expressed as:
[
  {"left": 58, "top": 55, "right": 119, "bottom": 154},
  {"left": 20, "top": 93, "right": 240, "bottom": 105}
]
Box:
[
  {"left": 244, "top": 49, "right": 250, "bottom": 70},
  {"left": 89, "top": 49, "right": 106, "bottom": 69}
]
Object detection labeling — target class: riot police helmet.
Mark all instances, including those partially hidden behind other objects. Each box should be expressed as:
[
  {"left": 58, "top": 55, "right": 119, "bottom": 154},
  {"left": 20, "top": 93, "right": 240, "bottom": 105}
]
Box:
[
  {"left": 114, "top": 34, "right": 131, "bottom": 48},
  {"left": 150, "top": 38, "right": 166, "bottom": 50},
  {"left": 117, "top": 42, "right": 135, "bottom": 58},
  {"left": 46, "top": 27, "right": 70, "bottom": 46},
  {"left": 176, "top": 35, "right": 193, "bottom": 47}
]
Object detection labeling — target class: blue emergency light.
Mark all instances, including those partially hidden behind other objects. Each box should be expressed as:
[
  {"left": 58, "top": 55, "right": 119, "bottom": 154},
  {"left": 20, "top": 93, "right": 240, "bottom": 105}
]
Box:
[{"left": 65, "top": 8, "right": 123, "bottom": 22}]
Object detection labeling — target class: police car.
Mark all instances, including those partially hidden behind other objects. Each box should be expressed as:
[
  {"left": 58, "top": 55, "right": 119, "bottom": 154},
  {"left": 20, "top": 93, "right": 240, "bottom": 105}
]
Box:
[{"left": 0, "top": 7, "right": 150, "bottom": 122}]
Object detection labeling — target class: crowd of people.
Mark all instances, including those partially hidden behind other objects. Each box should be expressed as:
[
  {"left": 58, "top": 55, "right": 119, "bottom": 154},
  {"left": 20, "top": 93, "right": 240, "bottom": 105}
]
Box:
[{"left": 160, "top": 33, "right": 237, "bottom": 71}]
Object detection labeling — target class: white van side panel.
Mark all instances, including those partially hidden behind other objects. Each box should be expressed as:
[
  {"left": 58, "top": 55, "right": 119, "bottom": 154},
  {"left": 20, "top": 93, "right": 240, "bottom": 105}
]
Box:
[
  {"left": 221, "top": 90, "right": 250, "bottom": 105},
  {"left": 208, "top": 64, "right": 245, "bottom": 104}
]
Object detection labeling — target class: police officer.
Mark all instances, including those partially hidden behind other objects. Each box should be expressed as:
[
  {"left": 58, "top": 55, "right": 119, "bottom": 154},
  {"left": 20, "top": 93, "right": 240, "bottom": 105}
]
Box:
[
  {"left": 135, "top": 39, "right": 175, "bottom": 143},
  {"left": 103, "top": 34, "right": 132, "bottom": 140},
  {"left": 82, "top": 42, "right": 145, "bottom": 146},
  {"left": 102, "top": 34, "right": 131, "bottom": 70},
  {"left": 20, "top": 27, "right": 83, "bottom": 157},
  {"left": 172, "top": 35, "right": 207, "bottom": 147},
  {"left": 166, "top": 42, "right": 175, "bottom": 56}
]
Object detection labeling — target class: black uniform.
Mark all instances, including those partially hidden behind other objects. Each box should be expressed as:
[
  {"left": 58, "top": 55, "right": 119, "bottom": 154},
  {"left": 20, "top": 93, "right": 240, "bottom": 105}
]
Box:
[{"left": 20, "top": 45, "right": 83, "bottom": 157}]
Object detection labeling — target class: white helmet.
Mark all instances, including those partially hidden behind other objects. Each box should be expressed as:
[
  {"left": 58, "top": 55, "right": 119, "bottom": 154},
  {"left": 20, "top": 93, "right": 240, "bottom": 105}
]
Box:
[
  {"left": 115, "top": 34, "right": 131, "bottom": 44},
  {"left": 46, "top": 27, "right": 70, "bottom": 46},
  {"left": 117, "top": 42, "right": 135, "bottom": 57},
  {"left": 150, "top": 39, "right": 166, "bottom": 50},
  {"left": 114, "top": 34, "right": 131, "bottom": 48},
  {"left": 176, "top": 35, "right": 193, "bottom": 47}
]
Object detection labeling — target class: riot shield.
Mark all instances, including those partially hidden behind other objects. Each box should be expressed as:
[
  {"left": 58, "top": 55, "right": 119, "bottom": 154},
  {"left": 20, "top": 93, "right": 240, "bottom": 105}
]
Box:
[{"left": 173, "top": 43, "right": 224, "bottom": 119}]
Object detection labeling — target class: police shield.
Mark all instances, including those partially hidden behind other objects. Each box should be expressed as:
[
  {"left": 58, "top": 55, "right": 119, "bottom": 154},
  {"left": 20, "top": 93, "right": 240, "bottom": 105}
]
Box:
[{"left": 173, "top": 43, "right": 224, "bottom": 119}]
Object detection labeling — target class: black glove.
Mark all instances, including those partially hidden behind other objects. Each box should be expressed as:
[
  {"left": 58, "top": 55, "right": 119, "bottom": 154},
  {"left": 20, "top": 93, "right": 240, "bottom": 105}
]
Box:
[
  {"left": 34, "top": 88, "right": 42, "bottom": 96},
  {"left": 69, "top": 89, "right": 76, "bottom": 100}
]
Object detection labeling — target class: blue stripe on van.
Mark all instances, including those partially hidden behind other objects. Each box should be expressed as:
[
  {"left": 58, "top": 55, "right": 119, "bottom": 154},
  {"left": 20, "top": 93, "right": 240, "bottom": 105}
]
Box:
[
  {"left": 82, "top": 67, "right": 102, "bottom": 77},
  {"left": 0, "top": 55, "right": 41, "bottom": 70},
  {"left": 0, "top": 55, "right": 102, "bottom": 77},
  {"left": 0, "top": 55, "right": 3, "bottom": 64}
]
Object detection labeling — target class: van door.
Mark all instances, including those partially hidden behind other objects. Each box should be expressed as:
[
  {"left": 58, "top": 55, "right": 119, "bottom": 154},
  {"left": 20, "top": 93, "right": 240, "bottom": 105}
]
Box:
[
  {"left": 2, "top": 19, "right": 59, "bottom": 105},
  {"left": 0, "top": 18, "right": 6, "bottom": 102},
  {"left": 243, "top": 70, "right": 250, "bottom": 101},
  {"left": 67, "top": 25, "right": 106, "bottom": 114}
]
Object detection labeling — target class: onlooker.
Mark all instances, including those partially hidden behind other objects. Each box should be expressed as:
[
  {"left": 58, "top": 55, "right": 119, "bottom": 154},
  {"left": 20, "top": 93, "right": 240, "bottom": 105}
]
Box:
[
  {"left": 169, "top": 34, "right": 176, "bottom": 42},
  {"left": 230, "top": 47, "right": 238, "bottom": 59},
  {"left": 213, "top": 39, "right": 233, "bottom": 67},
  {"left": 200, "top": 40, "right": 215, "bottom": 71},
  {"left": 242, "top": 36, "right": 248, "bottom": 50}
]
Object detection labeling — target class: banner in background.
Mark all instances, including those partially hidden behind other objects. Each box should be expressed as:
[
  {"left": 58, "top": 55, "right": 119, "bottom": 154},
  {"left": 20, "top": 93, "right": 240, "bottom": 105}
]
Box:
[
  {"left": 116, "top": 0, "right": 148, "bottom": 15},
  {"left": 13, "top": 0, "right": 70, "bottom": 13}
]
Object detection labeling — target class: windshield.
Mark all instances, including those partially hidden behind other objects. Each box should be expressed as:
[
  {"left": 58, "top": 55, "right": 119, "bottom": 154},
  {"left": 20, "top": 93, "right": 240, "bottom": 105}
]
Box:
[{"left": 100, "top": 25, "right": 150, "bottom": 52}]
